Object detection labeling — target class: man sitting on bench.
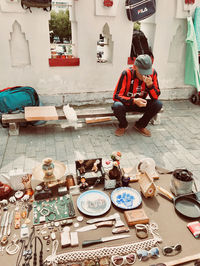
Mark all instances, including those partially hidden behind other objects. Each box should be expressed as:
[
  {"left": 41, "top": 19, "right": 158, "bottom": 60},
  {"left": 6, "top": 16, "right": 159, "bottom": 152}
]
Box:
[{"left": 112, "top": 54, "right": 162, "bottom": 137}]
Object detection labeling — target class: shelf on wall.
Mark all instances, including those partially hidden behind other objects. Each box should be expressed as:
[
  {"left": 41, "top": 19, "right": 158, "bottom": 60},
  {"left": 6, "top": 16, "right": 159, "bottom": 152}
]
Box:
[{"left": 49, "top": 57, "right": 80, "bottom": 67}]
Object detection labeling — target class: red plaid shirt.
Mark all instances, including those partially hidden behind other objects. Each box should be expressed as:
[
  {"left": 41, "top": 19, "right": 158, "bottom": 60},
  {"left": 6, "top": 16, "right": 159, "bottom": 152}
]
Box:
[{"left": 113, "top": 67, "right": 160, "bottom": 105}]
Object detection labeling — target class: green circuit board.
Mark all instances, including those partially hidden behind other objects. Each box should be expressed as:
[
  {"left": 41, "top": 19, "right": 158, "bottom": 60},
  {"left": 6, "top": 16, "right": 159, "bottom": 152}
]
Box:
[{"left": 33, "top": 194, "right": 75, "bottom": 225}]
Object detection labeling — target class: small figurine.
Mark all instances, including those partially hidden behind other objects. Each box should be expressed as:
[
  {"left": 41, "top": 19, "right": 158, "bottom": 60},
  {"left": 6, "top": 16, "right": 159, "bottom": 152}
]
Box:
[
  {"left": 22, "top": 174, "right": 34, "bottom": 197},
  {"left": 79, "top": 177, "right": 89, "bottom": 191},
  {"left": 42, "top": 158, "right": 55, "bottom": 180},
  {"left": 109, "top": 161, "right": 121, "bottom": 180},
  {"left": 109, "top": 151, "right": 122, "bottom": 183},
  {"left": 111, "top": 151, "right": 122, "bottom": 162},
  {"left": 92, "top": 159, "right": 100, "bottom": 173},
  {"left": 78, "top": 159, "right": 100, "bottom": 174},
  {"left": 78, "top": 160, "right": 86, "bottom": 174}
]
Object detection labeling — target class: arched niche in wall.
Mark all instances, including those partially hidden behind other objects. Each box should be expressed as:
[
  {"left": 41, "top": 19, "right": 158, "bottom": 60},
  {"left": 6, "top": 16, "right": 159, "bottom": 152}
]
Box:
[
  {"left": 48, "top": 0, "right": 80, "bottom": 67},
  {"left": 97, "top": 23, "right": 113, "bottom": 63},
  {"left": 168, "top": 24, "right": 186, "bottom": 63},
  {"left": 128, "top": 18, "right": 156, "bottom": 65},
  {"left": 9, "top": 21, "right": 31, "bottom": 67}
]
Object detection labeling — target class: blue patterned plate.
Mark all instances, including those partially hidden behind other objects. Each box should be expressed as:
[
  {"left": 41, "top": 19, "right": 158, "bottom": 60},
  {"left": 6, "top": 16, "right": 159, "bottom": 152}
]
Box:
[
  {"left": 77, "top": 190, "right": 111, "bottom": 216},
  {"left": 111, "top": 187, "right": 142, "bottom": 209}
]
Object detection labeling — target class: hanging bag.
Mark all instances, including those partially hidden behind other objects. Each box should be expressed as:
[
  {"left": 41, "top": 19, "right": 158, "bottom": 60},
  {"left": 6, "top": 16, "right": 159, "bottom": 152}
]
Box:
[
  {"left": 125, "top": 0, "right": 156, "bottom": 22},
  {"left": 21, "top": 0, "right": 52, "bottom": 12},
  {"left": 130, "top": 30, "right": 153, "bottom": 59}
]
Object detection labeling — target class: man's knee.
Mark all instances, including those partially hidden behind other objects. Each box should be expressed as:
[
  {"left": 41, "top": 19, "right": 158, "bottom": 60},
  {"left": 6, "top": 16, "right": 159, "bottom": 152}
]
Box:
[
  {"left": 151, "top": 99, "right": 163, "bottom": 113},
  {"left": 112, "top": 102, "right": 125, "bottom": 113}
]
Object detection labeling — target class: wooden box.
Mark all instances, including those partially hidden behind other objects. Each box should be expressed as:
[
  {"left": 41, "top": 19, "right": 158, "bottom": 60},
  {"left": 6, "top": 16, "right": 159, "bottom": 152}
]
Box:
[{"left": 124, "top": 208, "right": 149, "bottom": 226}]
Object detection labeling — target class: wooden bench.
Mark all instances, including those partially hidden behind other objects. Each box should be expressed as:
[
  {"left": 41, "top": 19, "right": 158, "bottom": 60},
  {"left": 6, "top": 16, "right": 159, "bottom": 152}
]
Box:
[{"left": 2, "top": 106, "right": 163, "bottom": 136}]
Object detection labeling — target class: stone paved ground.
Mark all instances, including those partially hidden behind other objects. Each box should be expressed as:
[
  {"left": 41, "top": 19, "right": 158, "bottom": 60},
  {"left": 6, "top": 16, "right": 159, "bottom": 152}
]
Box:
[{"left": 0, "top": 100, "right": 200, "bottom": 188}]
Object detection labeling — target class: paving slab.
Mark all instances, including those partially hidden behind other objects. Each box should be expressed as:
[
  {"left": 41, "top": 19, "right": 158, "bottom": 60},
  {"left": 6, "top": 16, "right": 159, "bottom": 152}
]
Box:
[{"left": 0, "top": 100, "right": 200, "bottom": 189}]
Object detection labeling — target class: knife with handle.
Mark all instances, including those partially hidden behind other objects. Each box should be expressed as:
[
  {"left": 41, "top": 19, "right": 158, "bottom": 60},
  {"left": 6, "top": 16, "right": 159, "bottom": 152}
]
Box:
[
  {"left": 3, "top": 211, "right": 10, "bottom": 236},
  {"left": 0, "top": 211, "right": 8, "bottom": 238},
  {"left": 86, "top": 213, "right": 117, "bottom": 224},
  {"left": 82, "top": 234, "right": 131, "bottom": 247},
  {"left": 112, "top": 226, "right": 130, "bottom": 234},
  {"left": 7, "top": 210, "right": 14, "bottom": 236},
  {"left": 76, "top": 221, "right": 114, "bottom": 232}
]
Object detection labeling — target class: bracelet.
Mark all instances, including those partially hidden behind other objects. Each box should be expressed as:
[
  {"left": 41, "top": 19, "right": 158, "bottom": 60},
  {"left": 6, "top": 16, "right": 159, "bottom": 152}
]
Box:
[
  {"left": 47, "top": 212, "right": 57, "bottom": 221},
  {"left": 6, "top": 241, "right": 20, "bottom": 255}
]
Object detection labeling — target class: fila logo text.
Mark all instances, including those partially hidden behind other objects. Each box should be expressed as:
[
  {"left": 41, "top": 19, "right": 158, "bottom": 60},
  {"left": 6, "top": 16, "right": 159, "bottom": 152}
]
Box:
[{"left": 138, "top": 7, "right": 148, "bottom": 14}]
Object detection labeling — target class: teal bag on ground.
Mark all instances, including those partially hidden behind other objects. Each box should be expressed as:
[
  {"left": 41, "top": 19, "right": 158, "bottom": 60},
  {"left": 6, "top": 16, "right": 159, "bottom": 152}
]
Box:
[
  {"left": 0, "top": 86, "right": 46, "bottom": 127},
  {"left": 0, "top": 86, "right": 39, "bottom": 113}
]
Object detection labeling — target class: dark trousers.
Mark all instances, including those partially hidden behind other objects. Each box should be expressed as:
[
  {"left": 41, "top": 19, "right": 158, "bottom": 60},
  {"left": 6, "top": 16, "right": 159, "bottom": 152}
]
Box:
[{"left": 112, "top": 99, "right": 163, "bottom": 128}]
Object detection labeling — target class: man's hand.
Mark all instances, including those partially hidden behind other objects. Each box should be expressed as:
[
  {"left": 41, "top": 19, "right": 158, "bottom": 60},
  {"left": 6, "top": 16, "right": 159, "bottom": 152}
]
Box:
[
  {"left": 143, "top": 75, "right": 153, "bottom": 87},
  {"left": 134, "top": 98, "right": 147, "bottom": 107}
]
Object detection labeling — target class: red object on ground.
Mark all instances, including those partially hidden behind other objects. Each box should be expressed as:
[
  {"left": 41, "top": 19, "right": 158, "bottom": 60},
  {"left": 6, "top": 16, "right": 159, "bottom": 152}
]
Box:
[
  {"left": 104, "top": 0, "right": 113, "bottom": 7},
  {"left": 187, "top": 221, "right": 200, "bottom": 238},
  {"left": 0, "top": 182, "right": 12, "bottom": 199},
  {"left": 185, "top": 0, "right": 195, "bottom": 4}
]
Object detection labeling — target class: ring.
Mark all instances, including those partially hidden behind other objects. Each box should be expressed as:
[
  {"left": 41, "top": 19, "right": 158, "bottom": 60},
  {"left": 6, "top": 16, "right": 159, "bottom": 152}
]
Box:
[
  {"left": 40, "top": 207, "right": 50, "bottom": 216},
  {"left": 47, "top": 212, "right": 56, "bottom": 221}
]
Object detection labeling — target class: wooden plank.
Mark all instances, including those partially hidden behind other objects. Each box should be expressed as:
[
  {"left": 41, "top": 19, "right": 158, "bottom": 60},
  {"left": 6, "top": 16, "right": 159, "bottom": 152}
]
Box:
[
  {"left": 76, "top": 107, "right": 164, "bottom": 118},
  {"left": 2, "top": 108, "right": 66, "bottom": 123},
  {"left": 2, "top": 113, "right": 26, "bottom": 123},
  {"left": 85, "top": 117, "right": 112, "bottom": 124},
  {"left": 76, "top": 107, "right": 114, "bottom": 118},
  {"left": 2, "top": 106, "right": 164, "bottom": 123},
  {"left": 25, "top": 106, "right": 58, "bottom": 121},
  {"left": 2, "top": 107, "right": 114, "bottom": 122},
  {"left": 56, "top": 108, "right": 67, "bottom": 120}
]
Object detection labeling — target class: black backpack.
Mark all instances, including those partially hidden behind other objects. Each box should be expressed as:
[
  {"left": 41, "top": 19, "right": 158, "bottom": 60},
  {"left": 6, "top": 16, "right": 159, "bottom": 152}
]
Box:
[
  {"left": 21, "top": 0, "right": 52, "bottom": 12},
  {"left": 130, "top": 30, "right": 153, "bottom": 59}
]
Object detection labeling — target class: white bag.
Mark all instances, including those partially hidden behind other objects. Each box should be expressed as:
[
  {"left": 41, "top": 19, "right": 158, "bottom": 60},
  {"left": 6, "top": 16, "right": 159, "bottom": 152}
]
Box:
[
  {"left": 61, "top": 104, "right": 78, "bottom": 129},
  {"left": 0, "top": 169, "right": 28, "bottom": 191}
]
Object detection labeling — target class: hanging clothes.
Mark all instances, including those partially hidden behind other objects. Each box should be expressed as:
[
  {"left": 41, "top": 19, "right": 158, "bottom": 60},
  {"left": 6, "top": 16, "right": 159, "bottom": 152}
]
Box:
[
  {"left": 185, "top": 16, "right": 200, "bottom": 92},
  {"left": 194, "top": 7, "right": 200, "bottom": 51}
]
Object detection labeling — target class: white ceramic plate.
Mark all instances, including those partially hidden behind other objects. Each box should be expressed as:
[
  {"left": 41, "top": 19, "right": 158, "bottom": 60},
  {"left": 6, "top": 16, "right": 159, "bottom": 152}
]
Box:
[
  {"left": 111, "top": 187, "right": 142, "bottom": 210},
  {"left": 77, "top": 190, "right": 111, "bottom": 216}
]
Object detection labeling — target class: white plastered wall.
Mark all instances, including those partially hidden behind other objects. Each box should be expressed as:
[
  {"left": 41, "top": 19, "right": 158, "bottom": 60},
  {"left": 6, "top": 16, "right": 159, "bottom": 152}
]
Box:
[{"left": 0, "top": 0, "right": 199, "bottom": 104}]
